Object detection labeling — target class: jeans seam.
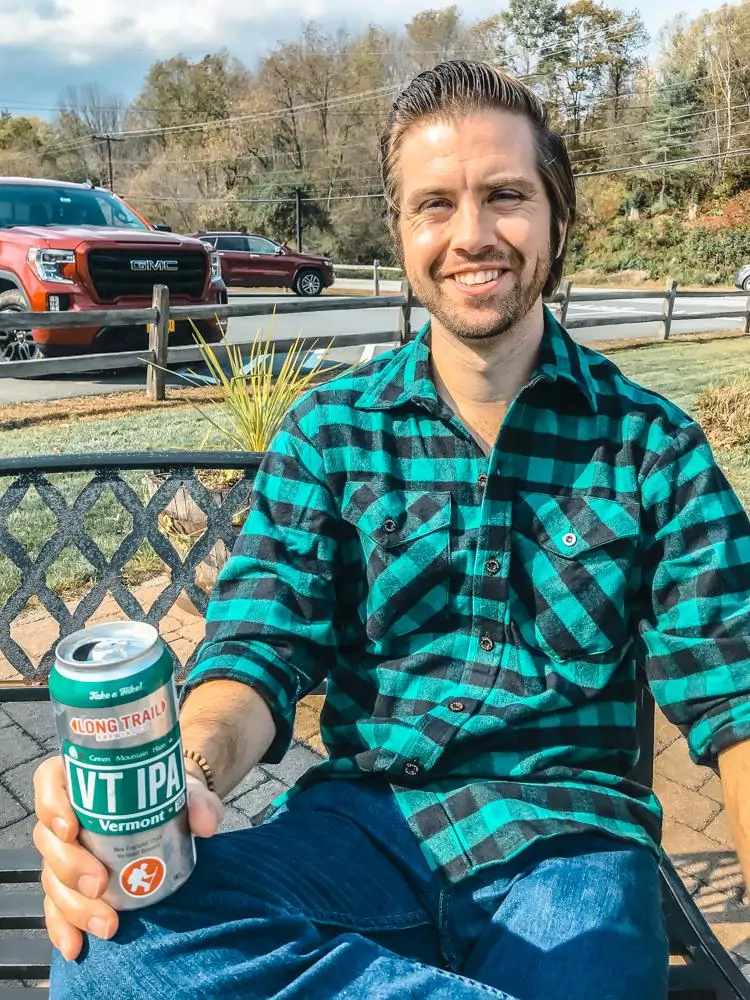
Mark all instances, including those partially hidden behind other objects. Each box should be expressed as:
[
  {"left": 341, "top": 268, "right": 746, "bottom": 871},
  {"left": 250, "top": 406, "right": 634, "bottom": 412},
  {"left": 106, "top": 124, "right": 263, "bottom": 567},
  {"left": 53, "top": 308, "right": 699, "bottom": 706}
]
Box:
[
  {"left": 304, "top": 908, "right": 430, "bottom": 930},
  {"left": 438, "top": 888, "right": 460, "bottom": 971}
]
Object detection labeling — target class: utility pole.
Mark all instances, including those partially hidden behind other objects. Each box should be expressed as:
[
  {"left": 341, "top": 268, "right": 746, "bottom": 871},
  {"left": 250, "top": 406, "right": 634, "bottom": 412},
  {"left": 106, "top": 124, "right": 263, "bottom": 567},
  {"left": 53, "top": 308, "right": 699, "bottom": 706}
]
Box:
[
  {"left": 295, "top": 187, "right": 303, "bottom": 252},
  {"left": 92, "top": 134, "right": 124, "bottom": 190}
]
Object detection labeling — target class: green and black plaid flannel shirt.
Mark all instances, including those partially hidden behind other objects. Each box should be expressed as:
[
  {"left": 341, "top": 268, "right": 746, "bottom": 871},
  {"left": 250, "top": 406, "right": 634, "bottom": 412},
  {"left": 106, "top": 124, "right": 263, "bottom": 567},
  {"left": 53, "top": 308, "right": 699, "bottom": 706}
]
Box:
[{"left": 184, "top": 307, "right": 750, "bottom": 881}]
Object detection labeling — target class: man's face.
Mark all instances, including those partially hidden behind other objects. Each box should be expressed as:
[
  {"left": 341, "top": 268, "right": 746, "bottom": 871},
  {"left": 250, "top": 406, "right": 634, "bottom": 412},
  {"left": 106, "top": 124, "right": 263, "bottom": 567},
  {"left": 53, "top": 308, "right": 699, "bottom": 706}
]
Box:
[{"left": 396, "top": 109, "right": 560, "bottom": 342}]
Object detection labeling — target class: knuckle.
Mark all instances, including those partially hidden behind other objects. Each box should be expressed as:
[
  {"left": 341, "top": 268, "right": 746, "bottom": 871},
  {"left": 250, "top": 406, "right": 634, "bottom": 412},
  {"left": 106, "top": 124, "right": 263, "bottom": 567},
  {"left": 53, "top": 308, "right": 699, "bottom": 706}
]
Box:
[{"left": 31, "top": 820, "right": 44, "bottom": 853}]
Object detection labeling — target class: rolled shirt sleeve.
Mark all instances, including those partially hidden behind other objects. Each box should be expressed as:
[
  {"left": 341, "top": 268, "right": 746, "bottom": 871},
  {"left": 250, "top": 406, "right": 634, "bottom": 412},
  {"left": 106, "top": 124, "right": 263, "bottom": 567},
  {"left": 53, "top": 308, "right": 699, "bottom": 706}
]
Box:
[
  {"left": 182, "top": 408, "right": 339, "bottom": 762},
  {"left": 638, "top": 420, "right": 750, "bottom": 767}
]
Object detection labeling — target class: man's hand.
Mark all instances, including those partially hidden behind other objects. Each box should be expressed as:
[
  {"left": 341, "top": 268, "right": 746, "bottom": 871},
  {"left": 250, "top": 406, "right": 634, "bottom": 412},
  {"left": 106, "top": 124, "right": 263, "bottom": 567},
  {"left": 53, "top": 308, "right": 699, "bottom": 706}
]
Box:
[
  {"left": 32, "top": 755, "right": 224, "bottom": 961},
  {"left": 719, "top": 739, "right": 750, "bottom": 894}
]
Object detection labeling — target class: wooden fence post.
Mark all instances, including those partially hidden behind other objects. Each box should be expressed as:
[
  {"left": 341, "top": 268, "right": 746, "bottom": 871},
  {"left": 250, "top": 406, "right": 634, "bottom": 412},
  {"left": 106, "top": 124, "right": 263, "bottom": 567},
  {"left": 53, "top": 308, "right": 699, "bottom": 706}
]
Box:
[
  {"left": 147, "top": 284, "right": 170, "bottom": 401},
  {"left": 661, "top": 278, "right": 678, "bottom": 341},
  {"left": 399, "top": 277, "right": 413, "bottom": 343},
  {"left": 558, "top": 280, "right": 573, "bottom": 326},
  {"left": 373, "top": 259, "right": 381, "bottom": 297},
  {"left": 743, "top": 291, "right": 750, "bottom": 335}
]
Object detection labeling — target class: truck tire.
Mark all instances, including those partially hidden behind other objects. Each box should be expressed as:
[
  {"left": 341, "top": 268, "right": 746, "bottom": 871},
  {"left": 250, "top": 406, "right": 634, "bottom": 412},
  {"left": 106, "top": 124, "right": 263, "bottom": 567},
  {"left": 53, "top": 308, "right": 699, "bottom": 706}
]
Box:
[
  {"left": 293, "top": 269, "right": 323, "bottom": 297},
  {"left": 0, "top": 289, "right": 43, "bottom": 362}
]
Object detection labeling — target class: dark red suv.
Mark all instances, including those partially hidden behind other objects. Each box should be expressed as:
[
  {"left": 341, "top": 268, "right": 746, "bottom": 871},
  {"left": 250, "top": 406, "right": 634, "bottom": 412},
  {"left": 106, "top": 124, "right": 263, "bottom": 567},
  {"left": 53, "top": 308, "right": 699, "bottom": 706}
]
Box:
[{"left": 196, "top": 232, "right": 335, "bottom": 296}]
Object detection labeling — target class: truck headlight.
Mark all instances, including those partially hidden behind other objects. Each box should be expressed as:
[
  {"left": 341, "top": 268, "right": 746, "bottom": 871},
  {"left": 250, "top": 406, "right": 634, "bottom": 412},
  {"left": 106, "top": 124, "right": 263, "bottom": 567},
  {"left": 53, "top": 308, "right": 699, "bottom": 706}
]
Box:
[
  {"left": 27, "top": 248, "right": 76, "bottom": 284},
  {"left": 210, "top": 252, "right": 222, "bottom": 282}
]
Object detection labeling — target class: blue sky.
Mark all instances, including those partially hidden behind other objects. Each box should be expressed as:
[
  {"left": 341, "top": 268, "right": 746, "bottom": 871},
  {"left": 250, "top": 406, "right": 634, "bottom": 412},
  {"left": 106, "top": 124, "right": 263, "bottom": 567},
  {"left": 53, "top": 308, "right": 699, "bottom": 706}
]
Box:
[{"left": 0, "top": 0, "right": 721, "bottom": 119}]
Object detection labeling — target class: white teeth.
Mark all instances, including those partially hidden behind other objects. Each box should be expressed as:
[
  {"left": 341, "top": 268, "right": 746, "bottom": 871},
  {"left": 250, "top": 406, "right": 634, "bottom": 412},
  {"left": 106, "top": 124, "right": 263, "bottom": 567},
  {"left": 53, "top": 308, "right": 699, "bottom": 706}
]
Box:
[{"left": 453, "top": 270, "right": 500, "bottom": 286}]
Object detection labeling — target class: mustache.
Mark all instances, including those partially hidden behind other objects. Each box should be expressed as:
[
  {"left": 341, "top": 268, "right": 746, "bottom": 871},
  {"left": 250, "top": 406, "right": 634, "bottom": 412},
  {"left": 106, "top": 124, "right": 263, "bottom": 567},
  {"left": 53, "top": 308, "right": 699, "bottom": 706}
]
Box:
[{"left": 434, "top": 251, "right": 522, "bottom": 279}]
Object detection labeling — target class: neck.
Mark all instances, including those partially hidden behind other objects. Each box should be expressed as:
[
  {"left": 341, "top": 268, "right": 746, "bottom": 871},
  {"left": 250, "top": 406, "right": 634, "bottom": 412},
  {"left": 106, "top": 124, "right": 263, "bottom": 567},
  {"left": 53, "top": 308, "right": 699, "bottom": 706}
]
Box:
[{"left": 430, "top": 304, "right": 545, "bottom": 452}]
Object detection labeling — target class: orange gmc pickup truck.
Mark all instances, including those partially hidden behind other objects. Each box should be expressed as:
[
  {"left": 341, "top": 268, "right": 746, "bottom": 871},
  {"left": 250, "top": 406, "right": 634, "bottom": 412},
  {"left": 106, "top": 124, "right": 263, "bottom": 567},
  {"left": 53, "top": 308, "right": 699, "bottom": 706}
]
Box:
[{"left": 0, "top": 177, "right": 226, "bottom": 362}]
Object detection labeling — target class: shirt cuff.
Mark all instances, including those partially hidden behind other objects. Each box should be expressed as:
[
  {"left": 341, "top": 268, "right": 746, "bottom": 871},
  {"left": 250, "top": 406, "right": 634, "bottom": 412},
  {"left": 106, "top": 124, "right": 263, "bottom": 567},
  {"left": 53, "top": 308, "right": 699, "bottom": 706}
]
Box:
[
  {"left": 687, "top": 697, "right": 750, "bottom": 769},
  {"left": 180, "top": 660, "right": 296, "bottom": 764}
]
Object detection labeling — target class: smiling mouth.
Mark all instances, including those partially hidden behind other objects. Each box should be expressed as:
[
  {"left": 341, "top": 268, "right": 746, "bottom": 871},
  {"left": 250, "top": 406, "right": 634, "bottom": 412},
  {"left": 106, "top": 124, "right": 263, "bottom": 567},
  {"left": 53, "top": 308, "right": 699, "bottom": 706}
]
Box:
[{"left": 451, "top": 269, "right": 506, "bottom": 287}]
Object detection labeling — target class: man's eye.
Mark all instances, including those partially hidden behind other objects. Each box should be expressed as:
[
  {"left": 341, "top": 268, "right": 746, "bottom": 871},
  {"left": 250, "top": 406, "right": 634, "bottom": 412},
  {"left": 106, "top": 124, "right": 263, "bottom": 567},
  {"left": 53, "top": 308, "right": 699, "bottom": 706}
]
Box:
[
  {"left": 490, "top": 190, "right": 522, "bottom": 202},
  {"left": 422, "top": 199, "right": 451, "bottom": 211}
]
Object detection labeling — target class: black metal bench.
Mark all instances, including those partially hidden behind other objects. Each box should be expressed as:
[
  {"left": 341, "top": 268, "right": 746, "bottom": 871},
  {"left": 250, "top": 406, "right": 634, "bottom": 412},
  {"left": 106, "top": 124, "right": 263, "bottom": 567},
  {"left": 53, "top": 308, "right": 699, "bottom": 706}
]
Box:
[{"left": 1, "top": 454, "right": 749, "bottom": 997}]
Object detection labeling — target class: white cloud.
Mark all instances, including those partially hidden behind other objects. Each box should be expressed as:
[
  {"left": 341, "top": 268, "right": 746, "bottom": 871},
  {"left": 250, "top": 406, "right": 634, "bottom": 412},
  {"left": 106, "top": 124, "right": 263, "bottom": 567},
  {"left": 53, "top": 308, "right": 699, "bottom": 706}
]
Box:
[
  {"left": 0, "top": 0, "right": 718, "bottom": 62},
  {"left": 0, "top": 0, "right": 728, "bottom": 112}
]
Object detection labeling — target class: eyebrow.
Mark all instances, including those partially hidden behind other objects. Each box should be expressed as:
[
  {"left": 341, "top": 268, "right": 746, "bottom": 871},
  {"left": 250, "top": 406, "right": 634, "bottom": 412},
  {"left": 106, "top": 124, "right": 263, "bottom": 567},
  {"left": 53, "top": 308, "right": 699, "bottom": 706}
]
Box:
[{"left": 404, "top": 176, "right": 540, "bottom": 209}]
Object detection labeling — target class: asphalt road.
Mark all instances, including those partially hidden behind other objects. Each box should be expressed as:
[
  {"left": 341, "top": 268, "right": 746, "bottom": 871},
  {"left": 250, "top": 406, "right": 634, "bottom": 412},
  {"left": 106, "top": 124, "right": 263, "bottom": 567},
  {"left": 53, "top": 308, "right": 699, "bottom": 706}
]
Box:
[{"left": 2, "top": 288, "right": 748, "bottom": 406}]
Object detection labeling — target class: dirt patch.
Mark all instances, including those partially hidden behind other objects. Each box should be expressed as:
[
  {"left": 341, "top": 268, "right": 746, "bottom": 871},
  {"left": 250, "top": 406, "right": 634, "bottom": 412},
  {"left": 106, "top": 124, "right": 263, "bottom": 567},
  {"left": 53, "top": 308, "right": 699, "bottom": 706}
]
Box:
[
  {"left": 564, "top": 269, "right": 735, "bottom": 292},
  {"left": 0, "top": 385, "right": 217, "bottom": 430},
  {"left": 585, "top": 329, "right": 747, "bottom": 354}
]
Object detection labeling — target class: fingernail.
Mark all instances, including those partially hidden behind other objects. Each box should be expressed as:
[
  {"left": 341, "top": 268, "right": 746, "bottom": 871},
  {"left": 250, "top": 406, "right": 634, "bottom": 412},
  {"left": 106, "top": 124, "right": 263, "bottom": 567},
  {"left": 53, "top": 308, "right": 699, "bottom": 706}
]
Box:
[
  {"left": 51, "top": 817, "right": 69, "bottom": 839},
  {"left": 88, "top": 917, "right": 111, "bottom": 938},
  {"left": 78, "top": 875, "right": 101, "bottom": 899}
]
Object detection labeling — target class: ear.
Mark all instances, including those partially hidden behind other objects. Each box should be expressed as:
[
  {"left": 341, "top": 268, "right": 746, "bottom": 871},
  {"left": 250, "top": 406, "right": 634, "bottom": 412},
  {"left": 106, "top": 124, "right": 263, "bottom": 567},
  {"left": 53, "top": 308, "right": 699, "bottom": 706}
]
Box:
[{"left": 555, "top": 221, "right": 568, "bottom": 259}]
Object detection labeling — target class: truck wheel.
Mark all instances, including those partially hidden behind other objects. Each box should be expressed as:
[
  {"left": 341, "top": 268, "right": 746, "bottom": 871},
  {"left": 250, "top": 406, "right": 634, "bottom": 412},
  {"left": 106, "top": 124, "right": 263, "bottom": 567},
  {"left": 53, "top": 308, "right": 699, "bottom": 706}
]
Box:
[
  {"left": 0, "top": 289, "right": 43, "bottom": 362},
  {"left": 743, "top": 276, "right": 750, "bottom": 292},
  {"left": 293, "top": 269, "right": 323, "bottom": 297}
]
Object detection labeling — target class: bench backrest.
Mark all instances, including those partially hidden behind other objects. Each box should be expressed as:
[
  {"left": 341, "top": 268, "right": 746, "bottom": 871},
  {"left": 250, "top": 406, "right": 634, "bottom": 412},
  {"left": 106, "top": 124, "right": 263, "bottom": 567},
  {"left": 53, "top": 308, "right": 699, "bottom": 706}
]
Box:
[{"left": 0, "top": 451, "right": 262, "bottom": 681}]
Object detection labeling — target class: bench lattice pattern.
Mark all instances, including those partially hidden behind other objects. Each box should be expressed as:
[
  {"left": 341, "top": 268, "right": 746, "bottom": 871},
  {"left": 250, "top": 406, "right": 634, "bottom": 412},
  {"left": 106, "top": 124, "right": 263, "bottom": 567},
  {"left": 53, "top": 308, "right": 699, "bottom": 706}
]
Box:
[{"left": 0, "top": 452, "right": 261, "bottom": 680}]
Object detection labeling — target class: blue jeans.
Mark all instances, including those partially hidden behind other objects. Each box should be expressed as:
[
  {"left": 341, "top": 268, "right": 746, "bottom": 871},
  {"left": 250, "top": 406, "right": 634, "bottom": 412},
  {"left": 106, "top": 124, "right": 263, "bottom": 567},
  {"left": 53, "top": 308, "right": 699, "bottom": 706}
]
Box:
[{"left": 51, "top": 780, "right": 668, "bottom": 999}]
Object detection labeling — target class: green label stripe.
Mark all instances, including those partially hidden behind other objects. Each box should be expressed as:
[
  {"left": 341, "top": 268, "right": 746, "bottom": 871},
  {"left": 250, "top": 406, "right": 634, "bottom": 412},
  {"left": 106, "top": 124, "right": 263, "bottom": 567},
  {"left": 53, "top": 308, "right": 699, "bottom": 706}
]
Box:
[
  {"left": 50, "top": 650, "right": 174, "bottom": 709},
  {"left": 64, "top": 724, "right": 180, "bottom": 768},
  {"left": 64, "top": 733, "right": 187, "bottom": 836}
]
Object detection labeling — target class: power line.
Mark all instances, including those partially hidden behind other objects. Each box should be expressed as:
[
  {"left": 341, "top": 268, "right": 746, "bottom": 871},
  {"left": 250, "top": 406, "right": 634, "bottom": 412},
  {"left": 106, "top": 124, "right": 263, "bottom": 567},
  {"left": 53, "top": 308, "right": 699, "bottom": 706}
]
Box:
[
  {"left": 112, "top": 84, "right": 401, "bottom": 139},
  {"left": 125, "top": 191, "right": 386, "bottom": 205},
  {"left": 85, "top": 20, "right": 648, "bottom": 142},
  {"left": 567, "top": 116, "right": 750, "bottom": 164},
  {"left": 576, "top": 145, "right": 750, "bottom": 177},
  {"left": 121, "top": 142, "right": 750, "bottom": 211}
]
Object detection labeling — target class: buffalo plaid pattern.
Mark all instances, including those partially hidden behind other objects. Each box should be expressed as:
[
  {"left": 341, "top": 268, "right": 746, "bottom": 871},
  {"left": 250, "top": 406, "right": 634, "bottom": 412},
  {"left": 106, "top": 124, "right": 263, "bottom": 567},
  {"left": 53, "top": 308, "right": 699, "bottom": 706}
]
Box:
[{"left": 184, "top": 307, "right": 750, "bottom": 882}]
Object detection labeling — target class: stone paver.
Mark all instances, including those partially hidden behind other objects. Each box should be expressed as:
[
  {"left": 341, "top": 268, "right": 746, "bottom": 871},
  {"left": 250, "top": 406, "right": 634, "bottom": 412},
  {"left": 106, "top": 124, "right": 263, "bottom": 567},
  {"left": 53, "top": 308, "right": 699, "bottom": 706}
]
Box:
[
  {"left": 0, "top": 783, "right": 28, "bottom": 829},
  {"left": 652, "top": 773, "right": 722, "bottom": 832},
  {"left": 3, "top": 756, "right": 50, "bottom": 814},
  {"left": 233, "top": 777, "right": 288, "bottom": 822},
  {"left": 2, "top": 701, "right": 58, "bottom": 745},
  {"left": 0, "top": 723, "right": 45, "bottom": 771},
  {"left": 261, "top": 744, "right": 324, "bottom": 786},
  {"left": 655, "top": 733, "right": 713, "bottom": 791}
]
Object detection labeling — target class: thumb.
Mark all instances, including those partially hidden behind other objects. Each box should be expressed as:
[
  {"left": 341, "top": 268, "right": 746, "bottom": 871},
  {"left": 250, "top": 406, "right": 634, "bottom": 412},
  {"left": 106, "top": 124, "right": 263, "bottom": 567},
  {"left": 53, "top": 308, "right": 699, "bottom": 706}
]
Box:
[{"left": 186, "top": 776, "right": 224, "bottom": 838}]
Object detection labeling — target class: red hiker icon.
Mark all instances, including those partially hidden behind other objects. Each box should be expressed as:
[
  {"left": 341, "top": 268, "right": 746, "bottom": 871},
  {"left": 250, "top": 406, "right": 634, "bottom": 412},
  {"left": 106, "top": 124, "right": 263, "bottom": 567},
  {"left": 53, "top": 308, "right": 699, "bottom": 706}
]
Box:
[{"left": 120, "top": 856, "right": 166, "bottom": 898}]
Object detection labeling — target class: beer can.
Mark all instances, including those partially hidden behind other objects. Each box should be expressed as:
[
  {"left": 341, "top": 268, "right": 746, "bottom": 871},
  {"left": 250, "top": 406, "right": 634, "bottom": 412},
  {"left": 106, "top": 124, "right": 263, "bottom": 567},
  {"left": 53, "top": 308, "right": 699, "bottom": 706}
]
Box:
[{"left": 49, "top": 622, "right": 196, "bottom": 910}]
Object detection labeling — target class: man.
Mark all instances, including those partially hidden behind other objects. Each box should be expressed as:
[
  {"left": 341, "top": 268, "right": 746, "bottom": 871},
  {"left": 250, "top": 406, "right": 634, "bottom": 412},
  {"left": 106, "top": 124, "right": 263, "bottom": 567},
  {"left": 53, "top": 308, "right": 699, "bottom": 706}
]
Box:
[{"left": 34, "top": 61, "right": 750, "bottom": 1000}]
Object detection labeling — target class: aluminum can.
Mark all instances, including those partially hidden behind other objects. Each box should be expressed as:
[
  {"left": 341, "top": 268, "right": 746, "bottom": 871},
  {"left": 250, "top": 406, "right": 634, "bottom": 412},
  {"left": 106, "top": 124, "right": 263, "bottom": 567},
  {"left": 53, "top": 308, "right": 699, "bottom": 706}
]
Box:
[{"left": 49, "top": 622, "right": 195, "bottom": 910}]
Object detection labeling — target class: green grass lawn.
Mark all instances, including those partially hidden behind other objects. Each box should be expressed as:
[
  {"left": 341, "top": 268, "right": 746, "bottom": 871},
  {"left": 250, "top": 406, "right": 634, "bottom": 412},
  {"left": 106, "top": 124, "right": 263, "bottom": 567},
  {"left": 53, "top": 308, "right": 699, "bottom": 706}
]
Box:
[
  {"left": 3, "top": 333, "right": 749, "bottom": 601},
  {"left": 607, "top": 336, "right": 750, "bottom": 508}
]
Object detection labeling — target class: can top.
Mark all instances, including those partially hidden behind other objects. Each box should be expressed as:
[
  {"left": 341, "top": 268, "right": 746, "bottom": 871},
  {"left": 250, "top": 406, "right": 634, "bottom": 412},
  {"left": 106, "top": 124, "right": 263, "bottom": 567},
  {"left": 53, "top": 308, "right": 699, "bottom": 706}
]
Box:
[{"left": 56, "top": 622, "right": 160, "bottom": 675}]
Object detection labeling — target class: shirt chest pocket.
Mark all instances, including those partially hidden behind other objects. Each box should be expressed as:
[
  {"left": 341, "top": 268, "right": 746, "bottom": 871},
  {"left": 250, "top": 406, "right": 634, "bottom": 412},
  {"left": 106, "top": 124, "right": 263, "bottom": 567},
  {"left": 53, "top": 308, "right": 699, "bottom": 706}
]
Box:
[
  {"left": 510, "top": 492, "right": 640, "bottom": 661},
  {"left": 342, "top": 484, "right": 451, "bottom": 641}
]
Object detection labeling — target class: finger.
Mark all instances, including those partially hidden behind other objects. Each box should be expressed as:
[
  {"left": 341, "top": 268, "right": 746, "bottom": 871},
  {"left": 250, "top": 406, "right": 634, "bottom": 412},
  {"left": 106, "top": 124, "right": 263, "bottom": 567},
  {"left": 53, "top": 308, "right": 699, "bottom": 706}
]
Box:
[
  {"left": 33, "top": 820, "right": 109, "bottom": 897},
  {"left": 41, "top": 864, "right": 118, "bottom": 940},
  {"left": 34, "top": 756, "right": 79, "bottom": 843},
  {"left": 187, "top": 780, "right": 224, "bottom": 838},
  {"left": 44, "top": 894, "right": 84, "bottom": 962}
]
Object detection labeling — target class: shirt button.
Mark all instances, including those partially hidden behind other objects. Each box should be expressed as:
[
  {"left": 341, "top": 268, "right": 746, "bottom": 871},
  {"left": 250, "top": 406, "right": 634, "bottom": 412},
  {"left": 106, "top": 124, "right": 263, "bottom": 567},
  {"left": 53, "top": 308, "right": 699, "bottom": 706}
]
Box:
[
  {"left": 562, "top": 532, "right": 577, "bottom": 547},
  {"left": 477, "top": 474, "right": 488, "bottom": 488},
  {"left": 479, "top": 633, "right": 495, "bottom": 652},
  {"left": 403, "top": 761, "right": 420, "bottom": 777},
  {"left": 449, "top": 700, "right": 465, "bottom": 713},
  {"left": 485, "top": 558, "right": 500, "bottom": 575},
  {"left": 383, "top": 518, "right": 397, "bottom": 534}
]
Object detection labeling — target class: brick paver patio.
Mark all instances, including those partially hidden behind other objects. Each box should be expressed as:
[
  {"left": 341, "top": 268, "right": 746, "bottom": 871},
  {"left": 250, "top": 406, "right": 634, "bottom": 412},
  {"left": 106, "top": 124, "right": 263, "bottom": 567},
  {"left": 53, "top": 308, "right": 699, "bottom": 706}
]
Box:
[{"left": 2, "top": 586, "right": 750, "bottom": 981}]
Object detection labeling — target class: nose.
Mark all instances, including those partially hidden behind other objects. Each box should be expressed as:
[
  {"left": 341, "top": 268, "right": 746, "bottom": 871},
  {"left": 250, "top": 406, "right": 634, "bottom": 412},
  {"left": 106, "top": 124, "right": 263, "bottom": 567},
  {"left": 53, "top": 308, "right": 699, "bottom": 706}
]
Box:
[{"left": 450, "top": 196, "right": 496, "bottom": 257}]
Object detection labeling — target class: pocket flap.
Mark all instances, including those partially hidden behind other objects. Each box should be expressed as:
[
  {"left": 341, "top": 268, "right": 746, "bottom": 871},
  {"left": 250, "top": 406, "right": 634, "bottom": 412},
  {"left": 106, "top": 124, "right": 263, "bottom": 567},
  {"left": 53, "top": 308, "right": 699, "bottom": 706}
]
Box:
[
  {"left": 343, "top": 483, "right": 451, "bottom": 549},
  {"left": 515, "top": 492, "right": 639, "bottom": 559}
]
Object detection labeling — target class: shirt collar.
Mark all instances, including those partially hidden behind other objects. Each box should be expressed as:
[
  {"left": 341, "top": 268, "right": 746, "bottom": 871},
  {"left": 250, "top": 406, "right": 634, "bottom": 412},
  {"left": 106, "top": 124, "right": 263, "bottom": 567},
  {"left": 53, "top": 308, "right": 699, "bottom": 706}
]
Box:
[{"left": 354, "top": 305, "right": 598, "bottom": 414}]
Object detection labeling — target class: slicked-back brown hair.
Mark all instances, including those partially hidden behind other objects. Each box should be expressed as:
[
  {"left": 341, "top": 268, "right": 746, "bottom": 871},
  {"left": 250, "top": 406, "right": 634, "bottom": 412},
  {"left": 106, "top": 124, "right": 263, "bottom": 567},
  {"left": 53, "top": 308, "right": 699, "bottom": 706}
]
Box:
[{"left": 379, "top": 60, "right": 575, "bottom": 297}]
